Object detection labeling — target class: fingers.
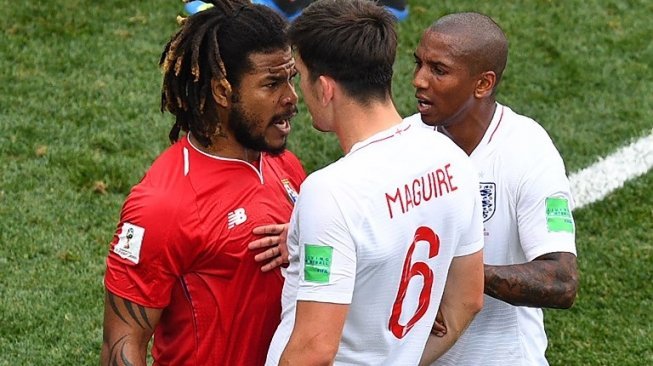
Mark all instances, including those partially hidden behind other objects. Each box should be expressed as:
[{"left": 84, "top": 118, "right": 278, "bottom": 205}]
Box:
[
  {"left": 431, "top": 310, "right": 447, "bottom": 337},
  {"left": 249, "top": 223, "right": 291, "bottom": 272},
  {"left": 256, "top": 246, "right": 290, "bottom": 272},
  {"left": 254, "top": 245, "right": 281, "bottom": 262},
  {"left": 431, "top": 323, "right": 447, "bottom": 337},
  {"left": 431, "top": 319, "right": 447, "bottom": 337},
  {"left": 252, "top": 224, "right": 286, "bottom": 235},
  {"left": 248, "top": 235, "right": 279, "bottom": 250},
  {"left": 260, "top": 256, "right": 285, "bottom": 272}
]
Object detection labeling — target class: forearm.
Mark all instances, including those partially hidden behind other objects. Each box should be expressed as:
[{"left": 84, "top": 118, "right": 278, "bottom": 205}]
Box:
[
  {"left": 279, "top": 341, "right": 336, "bottom": 366},
  {"left": 419, "top": 326, "right": 466, "bottom": 365},
  {"left": 278, "top": 301, "right": 348, "bottom": 366},
  {"left": 484, "top": 252, "right": 578, "bottom": 308},
  {"left": 420, "top": 250, "right": 484, "bottom": 364},
  {"left": 101, "top": 291, "right": 160, "bottom": 366},
  {"left": 101, "top": 335, "right": 149, "bottom": 366}
]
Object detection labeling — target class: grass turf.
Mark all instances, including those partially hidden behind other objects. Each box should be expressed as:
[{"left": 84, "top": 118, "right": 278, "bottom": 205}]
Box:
[{"left": 0, "top": 0, "right": 651, "bottom": 364}]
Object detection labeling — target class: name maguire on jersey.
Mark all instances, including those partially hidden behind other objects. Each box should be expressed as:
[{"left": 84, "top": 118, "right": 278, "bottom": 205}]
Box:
[{"left": 385, "top": 162, "right": 458, "bottom": 219}]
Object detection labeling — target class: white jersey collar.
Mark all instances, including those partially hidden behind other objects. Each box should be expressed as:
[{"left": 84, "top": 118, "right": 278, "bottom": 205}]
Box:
[
  {"left": 347, "top": 119, "right": 412, "bottom": 156},
  {"left": 470, "top": 103, "right": 505, "bottom": 158}
]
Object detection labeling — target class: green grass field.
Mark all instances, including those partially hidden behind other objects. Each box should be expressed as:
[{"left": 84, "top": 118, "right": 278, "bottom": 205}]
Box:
[{"left": 1, "top": 0, "right": 651, "bottom": 364}]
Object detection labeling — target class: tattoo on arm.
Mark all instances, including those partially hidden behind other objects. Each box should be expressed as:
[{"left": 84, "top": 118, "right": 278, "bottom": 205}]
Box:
[
  {"left": 103, "top": 292, "right": 157, "bottom": 366},
  {"left": 484, "top": 252, "right": 579, "bottom": 308},
  {"left": 106, "top": 292, "right": 154, "bottom": 330},
  {"left": 107, "top": 335, "right": 135, "bottom": 366}
]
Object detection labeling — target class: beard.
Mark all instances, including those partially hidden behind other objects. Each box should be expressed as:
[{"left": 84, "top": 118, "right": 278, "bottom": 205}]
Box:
[{"left": 228, "top": 102, "right": 287, "bottom": 156}]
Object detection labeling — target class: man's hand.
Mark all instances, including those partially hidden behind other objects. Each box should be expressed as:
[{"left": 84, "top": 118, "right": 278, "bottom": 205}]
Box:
[
  {"left": 248, "top": 223, "right": 290, "bottom": 272},
  {"left": 431, "top": 309, "right": 447, "bottom": 337}
]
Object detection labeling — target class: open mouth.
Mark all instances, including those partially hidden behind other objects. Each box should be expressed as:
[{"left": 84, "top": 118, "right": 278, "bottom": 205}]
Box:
[
  {"left": 273, "top": 118, "right": 290, "bottom": 132},
  {"left": 271, "top": 110, "right": 297, "bottom": 134},
  {"left": 416, "top": 97, "right": 433, "bottom": 114}
]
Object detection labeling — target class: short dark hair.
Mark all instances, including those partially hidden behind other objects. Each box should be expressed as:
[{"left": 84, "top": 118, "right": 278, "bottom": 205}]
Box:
[
  {"left": 289, "top": 0, "right": 397, "bottom": 104},
  {"left": 429, "top": 12, "right": 508, "bottom": 94},
  {"left": 160, "top": 0, "right": 289, "bottom": 146}
]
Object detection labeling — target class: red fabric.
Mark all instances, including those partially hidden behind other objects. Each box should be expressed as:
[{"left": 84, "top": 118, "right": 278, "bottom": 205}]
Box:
[{"left": 105, "top": 137, "right": 306, "bottom": 365}]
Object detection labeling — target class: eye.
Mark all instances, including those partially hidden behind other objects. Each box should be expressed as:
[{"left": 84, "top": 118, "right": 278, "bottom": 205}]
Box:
[
  {"left": 264, "top": 80, "right": 279, "bottom": 88},
  {"left": 430, "top": 65, "right": 446, "bottom": 76}
]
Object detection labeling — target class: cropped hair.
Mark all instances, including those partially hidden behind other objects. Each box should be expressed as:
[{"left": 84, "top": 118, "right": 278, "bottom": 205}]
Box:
[
  {"left": 429, "top": 12, "right": 508, "bottom": 94},
  {"left": 160, "top": 0, "right": 289, "bottom": 147},
  {"left": 289, "top": 0, "right": 397, "bottom": 104}
]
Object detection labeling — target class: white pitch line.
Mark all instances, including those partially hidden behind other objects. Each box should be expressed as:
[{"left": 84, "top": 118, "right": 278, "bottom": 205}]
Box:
[{"left": 570, "top": 128, "right": 653, "bottom": 209}]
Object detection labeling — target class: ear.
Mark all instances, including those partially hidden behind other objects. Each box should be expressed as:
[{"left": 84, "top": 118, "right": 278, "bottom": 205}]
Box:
[
  {"left": 210, "top": 78, "right": 233, "bottom": 108},
  {"left": 317, "top": 75, "right": 335, "bottom": 107},
  {"left": 474, "top": 71, "right": 497, "bottom": 99}
]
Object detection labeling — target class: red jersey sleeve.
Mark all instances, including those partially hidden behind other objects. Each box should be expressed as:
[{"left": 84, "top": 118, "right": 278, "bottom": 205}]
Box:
[{"left": 104, "top": 181, "right": 202, "bottom": 308}]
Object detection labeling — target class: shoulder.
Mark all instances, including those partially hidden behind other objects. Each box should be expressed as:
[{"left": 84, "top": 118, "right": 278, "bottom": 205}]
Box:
[
  {"left": 122, "top": 180, "right": 195, "bottom": 231},
  {"left": 300, "top": 164, "right": 337, "bottom": 194},
  {"left": 492, "top": 105, "right": 565, "bottom": 170},
  {"left": 500, "top": 105, "right": 559, "bottom": 152},
  {"left": 404, "top": 113, "right": 428, "bottom": 128},
  {"left": 123, "top": 143, "right": 199, "bottom": 227}
]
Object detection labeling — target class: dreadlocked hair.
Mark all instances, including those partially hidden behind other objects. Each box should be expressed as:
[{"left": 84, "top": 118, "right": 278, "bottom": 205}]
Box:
[{"left": 160, "top": 0, "right": 289, "bottom": 147}]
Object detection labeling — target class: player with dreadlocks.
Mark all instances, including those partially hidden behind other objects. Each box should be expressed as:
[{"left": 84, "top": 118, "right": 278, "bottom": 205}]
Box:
[{"left": 101, "top": 1, "right": 305, "bottom": 365}]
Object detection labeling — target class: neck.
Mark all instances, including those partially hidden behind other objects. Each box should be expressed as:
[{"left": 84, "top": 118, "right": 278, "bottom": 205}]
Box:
[
  {"left": 188, "top": 133, "right": 261, "bottom": 164},
  {"left": 334, "top": 98, "right": 403, "bottom": 154},
  {"left": 441, "top": 101, "right": 497, "bottom": 156}
]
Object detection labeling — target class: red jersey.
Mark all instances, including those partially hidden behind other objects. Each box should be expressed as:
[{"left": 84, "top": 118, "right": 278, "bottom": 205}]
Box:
[{"left": 104, "top": 136, "right": 306, "bottom": 365}]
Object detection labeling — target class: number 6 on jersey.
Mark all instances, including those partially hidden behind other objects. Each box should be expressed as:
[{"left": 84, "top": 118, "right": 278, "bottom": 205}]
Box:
[{"left": 388, "top": 226, "right": 440, "bottom": 339}]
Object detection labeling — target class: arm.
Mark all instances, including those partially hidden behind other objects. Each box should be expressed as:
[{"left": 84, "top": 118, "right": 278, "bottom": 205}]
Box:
[
  {"left": 101, "top": 290, "right": 163, "bottom": 366},
  {"left": 484, "top": 251, "right": 578, "bottom": 308},
  {"left": 279, "top": 301, "right": 349, "bottom": 366},
  {"left": 248, "top": 223, "right": 290, "bottom": 272},
  {"left": 420, "top": 250, "right": 484, "bottom": 365}
]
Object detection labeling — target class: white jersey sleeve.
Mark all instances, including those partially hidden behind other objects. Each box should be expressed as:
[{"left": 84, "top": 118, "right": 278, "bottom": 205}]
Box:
[
  {"left": 514, "top": 129, "right": 577, "bottom": 261},
  {"left": 456, "top": 180, "right": 484, "bottom": 257},
  {"left": 292, "top": 172, "right": 357, "bottom": 304}
]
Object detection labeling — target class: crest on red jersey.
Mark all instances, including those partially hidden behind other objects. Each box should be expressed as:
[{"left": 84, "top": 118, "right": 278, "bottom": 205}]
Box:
[{"left": 281, "top": 179, "right": 299, "bottom": 204}]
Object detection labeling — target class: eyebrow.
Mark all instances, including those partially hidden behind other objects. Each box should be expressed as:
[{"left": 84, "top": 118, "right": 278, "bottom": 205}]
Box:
[
  {"left": 250, "top": 60, "right": 296, "bottom": 74},
  {"left": 414, "top": 52, "right": 446, "bottom": 69},
  {"left": 260, "top": 68, "right": 297, "bottom": 84}
]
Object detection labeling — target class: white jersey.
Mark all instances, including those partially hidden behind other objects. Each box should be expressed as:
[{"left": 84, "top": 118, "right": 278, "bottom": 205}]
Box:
[
  {"left": 411, "top": 103, "right": 577, "bottom": 366},
  {"left": 266, "top": 118, "right": 484, "bottom": 365}
]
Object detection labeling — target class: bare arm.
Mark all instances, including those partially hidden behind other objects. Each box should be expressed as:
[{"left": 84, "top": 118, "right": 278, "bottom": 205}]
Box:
[
  {"left": 420, "top": 250, "right": 484, "bottom": 365},
  {"left": 248, "top": 223, "right": 290, "bottom": 272},
  {"left": 279, "top": 301, "right": 349, "bottom": 365},
  {"left": 484, "top": 252, "right": 578, "bottom": 308},
  {"left": 101, "top": 290, "right": 163, "bottom": 366}
]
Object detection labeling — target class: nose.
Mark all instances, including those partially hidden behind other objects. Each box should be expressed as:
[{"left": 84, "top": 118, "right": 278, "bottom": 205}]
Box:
[
  {"left": 281, "top": 83, "right": 298, "bottom": 107},
  {"left": 412, "top": 66, "right": 428, "bottom": 90}
]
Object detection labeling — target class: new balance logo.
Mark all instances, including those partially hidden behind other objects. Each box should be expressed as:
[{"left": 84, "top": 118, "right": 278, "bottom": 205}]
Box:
[{"left": 227, "top": 208, "right": 248, "bottom": 229}]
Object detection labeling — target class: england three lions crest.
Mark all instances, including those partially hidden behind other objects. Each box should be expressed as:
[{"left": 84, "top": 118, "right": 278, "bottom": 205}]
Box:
[{"left": 479, "top": 182, "right": 496, "bottom": 222}]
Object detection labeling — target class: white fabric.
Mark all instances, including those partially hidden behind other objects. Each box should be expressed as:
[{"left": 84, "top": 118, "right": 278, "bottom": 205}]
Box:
[
  {"left": 266, "top": 118, "right": 484, "bottom": 365},
  {"left": 411, "top": 104, "right": 577, "bottom": 366}
]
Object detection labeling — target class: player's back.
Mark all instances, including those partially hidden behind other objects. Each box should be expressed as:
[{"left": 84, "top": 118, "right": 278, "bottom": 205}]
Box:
[
  {"left": 268, "top": 119, "right": 484, "bottom": 365},
  {"left": 329, "top": 120, "right": 482, "bottom": 364}
]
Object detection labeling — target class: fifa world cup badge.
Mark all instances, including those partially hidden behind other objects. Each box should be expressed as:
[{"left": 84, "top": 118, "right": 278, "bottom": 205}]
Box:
[{"left": 114, "top": 223, "right": 145, "bottom": 264}]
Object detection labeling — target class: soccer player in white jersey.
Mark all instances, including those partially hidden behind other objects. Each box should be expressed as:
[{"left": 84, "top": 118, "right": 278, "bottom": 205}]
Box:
[
  {"left": 410, "top": 12, "right": 580, "bottom": 365},
  {"left": 263, "top": 1, "right": 486, "bottom": 365}
]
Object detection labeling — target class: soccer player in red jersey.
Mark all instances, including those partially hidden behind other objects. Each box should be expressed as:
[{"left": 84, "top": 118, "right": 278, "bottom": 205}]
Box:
[{"left": 100, "top": 1, "right": 305, "bottom": 365}]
